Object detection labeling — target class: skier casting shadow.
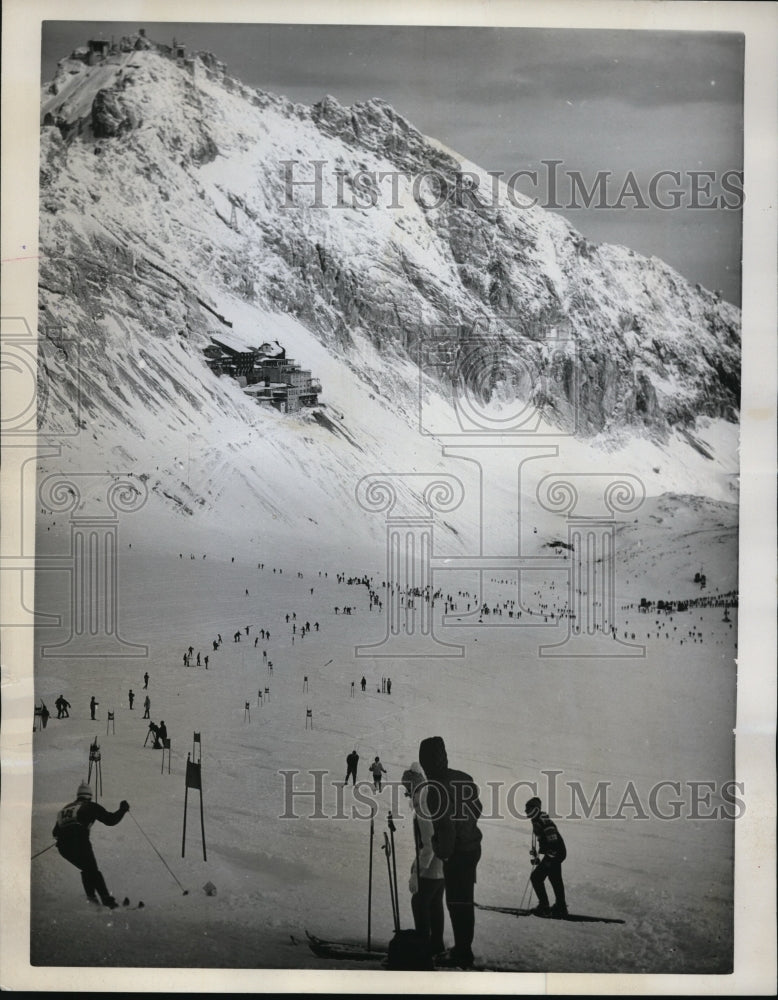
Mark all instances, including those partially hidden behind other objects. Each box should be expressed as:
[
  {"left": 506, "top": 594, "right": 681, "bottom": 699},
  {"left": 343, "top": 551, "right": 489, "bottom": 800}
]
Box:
[
  {"left": 52, "top": 782, "right": 129, "bottom": 908},
  {"left": 418, "top": 736, "right": 482, "bottom": 969},
  {"left": 344, "top": 749, "right": 359, "bottom": 786},
  {"left": 525, "top": 796, "right": 567, "bottom": 918}
]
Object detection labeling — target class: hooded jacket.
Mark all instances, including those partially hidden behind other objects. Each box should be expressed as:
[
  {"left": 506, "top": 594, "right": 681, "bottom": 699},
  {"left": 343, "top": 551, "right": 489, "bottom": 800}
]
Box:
[
  {"left": 403, "top": 761, "right": 444, "bottom": 881},
  {"left": 418, "top": 736, "right": 482, "bottom": 860}
]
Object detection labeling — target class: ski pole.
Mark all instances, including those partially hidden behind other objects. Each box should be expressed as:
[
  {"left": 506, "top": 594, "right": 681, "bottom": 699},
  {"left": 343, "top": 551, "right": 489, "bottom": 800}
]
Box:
[
  {"left": 367, "top": 804, "right": 375, "bottom": 952},
  {"left": 388, "top": 812, "right": 400, "bottom": 931},
  {"left": 519, "top": 871, "right": 533, "bottom": 910},
  {"left": 31, "top": 842, "right": 56, "bottom": 860},
  {"left": 382, "top": 832, "right": 398, "bottom": 932},
  {"left": 129, "top": 811, "right": 189, "bottom": 895}
]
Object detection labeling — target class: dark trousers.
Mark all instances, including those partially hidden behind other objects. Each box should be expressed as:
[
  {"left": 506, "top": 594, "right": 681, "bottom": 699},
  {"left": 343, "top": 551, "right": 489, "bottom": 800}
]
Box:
[
  {"left": 344, "top": 768, "right": 357, "bottom": 785},
  {"left": 411, "top": 877, "right": 445, "bottom": 955},
  {"left": 57, "top": 837, "right": 112, "bottom": 904},
  {"left": 442, "top": 846, "right": 481, "bottom": 963},
  {"left": 530, "top": 856, "right": 566, "bottom": 908}
]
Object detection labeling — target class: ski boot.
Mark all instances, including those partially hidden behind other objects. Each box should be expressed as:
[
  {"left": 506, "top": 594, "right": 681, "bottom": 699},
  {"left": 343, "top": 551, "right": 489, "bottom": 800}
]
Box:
[
  {"left": 531, "top": 903, "right": 553, "bottom": 918},
  {"left": 551, "top": 902, "right": 568, "bottom": 919},
  {"left": 434, "top": 947, "right": 474, "bottom": 969}
]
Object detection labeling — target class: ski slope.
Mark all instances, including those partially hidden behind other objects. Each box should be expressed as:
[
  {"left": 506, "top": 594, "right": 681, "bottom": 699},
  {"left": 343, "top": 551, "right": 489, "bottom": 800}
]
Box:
[{"left": 30, "top": 490, "right": 737, "bottom": 974}]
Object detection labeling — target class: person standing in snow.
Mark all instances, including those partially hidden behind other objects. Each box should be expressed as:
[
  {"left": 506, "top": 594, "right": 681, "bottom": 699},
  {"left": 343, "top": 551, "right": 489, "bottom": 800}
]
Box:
[
  {"left": 418, "top": 736, "right": 482, "bottom": 969},
  {"left": 143, "top": 695, "right": 151, "bottom": 719},
  {"left": 157, "top": 720, "right": 168, "bottom": 744},
  {"left": 360, "top": 676, "right": 367, "bottom": 693},
  {"left": 52, "top": 782, "right": 129, "bottom": 908},
  {"left": 402, "top": 762, "right": 446, "bottom": 958},
  {"left": 128, "top": 689, "right": 135, "bottom": 710},
  {"left": 56, "top": 696, "right": 71, "bottom": 719},
  {"left": 344, "top": 749, "right": 359, "bottom": 786},
  {"left": 89, "top": 696, "right": 98, "bottom": 720},
  {"left": 143, "top": 672, "right": 149, "bottom": 689},
  {"left": 525, "top": 797, "right": 567, "bottom": 918},
  {"left": 371, "top": 756, "right": 387, "bottom": 792}
]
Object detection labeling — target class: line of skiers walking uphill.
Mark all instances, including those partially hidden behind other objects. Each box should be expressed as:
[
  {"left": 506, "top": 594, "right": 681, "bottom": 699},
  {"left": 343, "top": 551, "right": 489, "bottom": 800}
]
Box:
[{"left": 345, "top": 736, "right": 566, "bottom": 969}]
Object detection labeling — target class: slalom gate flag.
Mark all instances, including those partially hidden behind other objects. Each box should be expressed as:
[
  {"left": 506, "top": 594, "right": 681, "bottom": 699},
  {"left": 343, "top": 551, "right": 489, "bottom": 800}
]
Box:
[{"left": 186, "top": 759, "right": 202, "bottom": 790}]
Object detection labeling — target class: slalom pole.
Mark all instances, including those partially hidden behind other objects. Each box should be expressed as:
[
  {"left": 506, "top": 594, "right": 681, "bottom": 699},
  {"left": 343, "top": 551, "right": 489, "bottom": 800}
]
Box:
[
  {"left": 129, "top": 811, "right": 189, "bottom": 895},
  {"left": 367, "top": 804, "right": 376, "bottom": 951}
]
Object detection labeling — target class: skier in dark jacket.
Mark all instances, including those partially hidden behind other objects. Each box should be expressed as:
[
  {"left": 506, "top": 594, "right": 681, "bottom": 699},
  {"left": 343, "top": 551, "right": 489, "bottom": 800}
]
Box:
[
  {"left": 89, "top": 696, "right": 98, "bottom": 720},
  {"left": 52, "top": 782, "right": 129, "bottom": 908},
  {"left": 418, "top": 736, "right": 482, "bottom": 969},
  {"left": 344, "top": 749, "right": 359, "bottom": 786},
  {"left": 525, "top": 796, "right": 567, "bottom": 918}
]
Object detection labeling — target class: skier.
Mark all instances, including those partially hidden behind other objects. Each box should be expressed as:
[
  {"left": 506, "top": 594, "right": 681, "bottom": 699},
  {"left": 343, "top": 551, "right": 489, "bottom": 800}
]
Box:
[
  {"left": 157, "top": 720, "right": 168, "bottom": 744},
  {"left": 143, "top": 672, "right": 149, "bottom": 690},
  {"left": 128, "top": 689, "right": 135, "bottom": 710},
  {"left": 371, "top": 756, "right": 387, "bottom": 792},
  {"left": 143, "top": 695, "right": 151, "bottom": 719},
  {"left": 52, "top": 782, "right": 129, "bottom": 908},
  {"left": 89, "top": 696, "right": 98, "bottom": 721},
  {"left": 56, "top": 696, "right": 71, "bottom": 719},
  {"left": 360, "top": 676, "right": 367, "bottom": 693},
  {"left": 402, "top": 761, "right": 446, "bottom": 959},
  {"left": 418, "top": 736, "right": 483, "bottom": 969},
  {"left": 525, "top": 797, "right": 567, "bottom": 918},
  {"left": 387, "top": 678, "right": 392, "bottom": 695},
  {"left": 344, "top": 749, "right": 359, "bottom": 786},
  {"left": 204, "top": 655, "right": 209, "bottom": 670}
]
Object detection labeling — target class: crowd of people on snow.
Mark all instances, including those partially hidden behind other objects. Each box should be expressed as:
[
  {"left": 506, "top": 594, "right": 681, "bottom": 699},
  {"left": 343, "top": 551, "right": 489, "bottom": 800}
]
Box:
[{"left": 40, "top": 549, "right": 733, "bottom": 970}]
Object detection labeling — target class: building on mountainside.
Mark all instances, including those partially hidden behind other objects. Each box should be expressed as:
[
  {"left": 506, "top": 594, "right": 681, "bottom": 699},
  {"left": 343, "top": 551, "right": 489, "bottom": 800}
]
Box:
[{"left": 205, "top": 336, "right": 321, "bottom": 413}]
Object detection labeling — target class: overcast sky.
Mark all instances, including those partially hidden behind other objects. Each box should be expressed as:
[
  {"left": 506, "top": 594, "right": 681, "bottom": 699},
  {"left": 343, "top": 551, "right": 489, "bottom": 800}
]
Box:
[{"left": 42, "top": 22, "right": 744, "bottom": 304}]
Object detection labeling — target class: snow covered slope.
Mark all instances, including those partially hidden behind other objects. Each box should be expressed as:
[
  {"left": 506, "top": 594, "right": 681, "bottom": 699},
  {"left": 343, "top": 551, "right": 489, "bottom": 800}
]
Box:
[
  {"left": 28, "top": 31, "right": 740, "bottom": 978},
  {"left": 37, "top": 35, "right": 739, "bottom": 548}
]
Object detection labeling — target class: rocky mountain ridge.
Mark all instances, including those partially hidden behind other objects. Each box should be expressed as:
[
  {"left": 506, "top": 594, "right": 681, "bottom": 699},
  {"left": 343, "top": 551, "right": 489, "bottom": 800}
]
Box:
[{"left": 36, "top": 36, "right": 739, "bottom": 537}]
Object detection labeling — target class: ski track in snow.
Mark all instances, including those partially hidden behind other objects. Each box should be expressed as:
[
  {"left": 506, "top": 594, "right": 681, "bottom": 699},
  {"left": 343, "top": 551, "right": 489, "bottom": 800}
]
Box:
[
  {"left": 31, "top": 509, "right": 736, "bottom": 972},
  {"left": 30, "top": 41, "right": 739, "bottom": 975}
]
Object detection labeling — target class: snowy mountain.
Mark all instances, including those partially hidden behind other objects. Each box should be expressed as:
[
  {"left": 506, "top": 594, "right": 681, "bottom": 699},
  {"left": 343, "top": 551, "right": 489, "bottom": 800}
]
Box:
[
  {"left": 37, "top": 33, "right": 739, "bottom": 546},
  {"left": 29, "top": 31, "right": 740, "bottom": 978}
]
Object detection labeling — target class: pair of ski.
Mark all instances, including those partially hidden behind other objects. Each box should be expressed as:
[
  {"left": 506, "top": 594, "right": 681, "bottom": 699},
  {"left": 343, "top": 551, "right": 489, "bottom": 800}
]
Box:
[
  {"left": 306, "top": 804, "right": 388, "bottom": 963},
  {"left": 476, "top": 902, "right": 625, "bottom": 924},
  {"left": 91, "top": 897, "right": 145, "bottom": 912},
  {"left": 306, "top": 809, "right": 498, "bottom": 970}
]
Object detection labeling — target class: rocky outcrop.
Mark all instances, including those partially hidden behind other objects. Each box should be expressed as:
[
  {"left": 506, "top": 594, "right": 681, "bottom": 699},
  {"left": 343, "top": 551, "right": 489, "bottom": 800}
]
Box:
[
  {"left": 40, "top": 44, "right": 741, "bottom": 446},
  {"left": 91, "top": 89, "right": 141, "bottom": 138}
]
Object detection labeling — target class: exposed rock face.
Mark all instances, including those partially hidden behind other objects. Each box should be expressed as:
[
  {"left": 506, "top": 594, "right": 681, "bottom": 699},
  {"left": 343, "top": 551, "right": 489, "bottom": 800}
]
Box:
[
  {"left": 92, "top": 89, "right": 141, "bottom": 137},
  {"left": 39, "top": 43, "right": 740, "bottom": 450}
]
